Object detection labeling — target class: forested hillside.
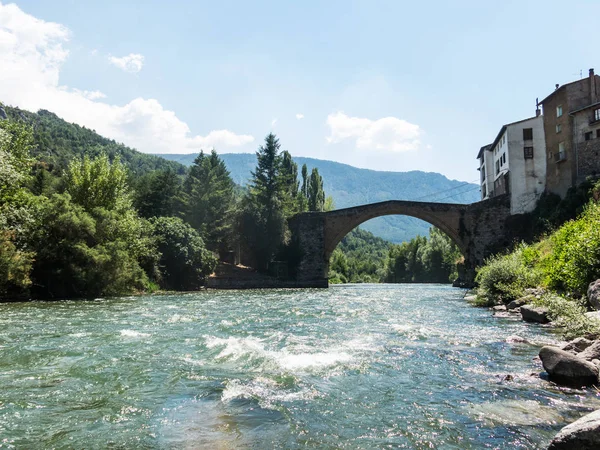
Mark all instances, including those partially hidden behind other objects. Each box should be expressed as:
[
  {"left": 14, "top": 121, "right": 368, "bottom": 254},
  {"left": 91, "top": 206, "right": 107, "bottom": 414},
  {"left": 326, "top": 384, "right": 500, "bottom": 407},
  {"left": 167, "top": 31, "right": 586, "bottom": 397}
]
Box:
[
  {"left": 160, "top": 153, "right": 480, "bottom": 243},
  {"left": 3, "top": 105, "right": 186, "bottom": 177}
]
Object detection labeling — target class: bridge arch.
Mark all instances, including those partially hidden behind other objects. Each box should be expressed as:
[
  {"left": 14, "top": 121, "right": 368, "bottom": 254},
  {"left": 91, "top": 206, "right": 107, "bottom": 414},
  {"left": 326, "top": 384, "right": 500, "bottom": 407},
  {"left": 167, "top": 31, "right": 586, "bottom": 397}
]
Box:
[
  {"left": 288, "top": 196, "right": 512, "bottom": 287},
  {"left": 323, "top": 201, "right": 468, "bottom": 264}
]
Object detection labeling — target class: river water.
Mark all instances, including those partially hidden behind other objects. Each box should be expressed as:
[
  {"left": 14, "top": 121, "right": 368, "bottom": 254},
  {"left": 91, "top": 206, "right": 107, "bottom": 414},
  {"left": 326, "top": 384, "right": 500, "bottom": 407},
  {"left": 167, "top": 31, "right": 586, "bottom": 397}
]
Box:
[{"left": 1, "top": 284, "right": 599, "bottom": 449}]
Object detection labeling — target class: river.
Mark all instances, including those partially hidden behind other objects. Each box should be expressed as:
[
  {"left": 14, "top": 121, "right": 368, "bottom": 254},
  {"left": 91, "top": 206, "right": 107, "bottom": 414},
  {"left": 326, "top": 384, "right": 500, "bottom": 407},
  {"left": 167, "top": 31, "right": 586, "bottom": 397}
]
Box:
[{"left": 0, "top": 284, "right": 598, "bottom": 449}]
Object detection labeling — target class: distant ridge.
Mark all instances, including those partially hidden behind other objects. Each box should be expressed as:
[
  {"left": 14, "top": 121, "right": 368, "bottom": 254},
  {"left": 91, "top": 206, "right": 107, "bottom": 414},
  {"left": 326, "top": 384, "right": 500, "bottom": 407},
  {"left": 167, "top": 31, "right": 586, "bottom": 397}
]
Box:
[{"left": 158, "top": 153, "right": 480, "bottom": 243}]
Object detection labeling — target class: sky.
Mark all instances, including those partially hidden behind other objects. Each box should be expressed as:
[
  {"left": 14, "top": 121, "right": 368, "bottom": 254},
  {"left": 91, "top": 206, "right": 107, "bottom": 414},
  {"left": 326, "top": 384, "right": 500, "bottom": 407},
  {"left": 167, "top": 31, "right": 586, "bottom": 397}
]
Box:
[{"left": 0, "top": 1, "right": 598, "bottom": 182}]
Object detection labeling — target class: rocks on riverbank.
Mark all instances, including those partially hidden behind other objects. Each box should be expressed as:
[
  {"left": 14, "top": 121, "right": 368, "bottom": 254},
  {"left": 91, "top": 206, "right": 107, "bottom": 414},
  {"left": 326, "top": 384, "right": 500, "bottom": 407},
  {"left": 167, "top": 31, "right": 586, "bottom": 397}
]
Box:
[
  {"left": 538, "top": 346, "right": 599, "bottom": 386},
  {"left": 548, "top": 409, "right": 600, "bottom": 450}
]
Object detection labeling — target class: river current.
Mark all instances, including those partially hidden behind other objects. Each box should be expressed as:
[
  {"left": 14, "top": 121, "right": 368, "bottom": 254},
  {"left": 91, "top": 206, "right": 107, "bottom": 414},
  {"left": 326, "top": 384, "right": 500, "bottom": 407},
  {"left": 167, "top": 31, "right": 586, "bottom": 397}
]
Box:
[{"left": 1, "top": 284, "right": 599, "bottom": 449}]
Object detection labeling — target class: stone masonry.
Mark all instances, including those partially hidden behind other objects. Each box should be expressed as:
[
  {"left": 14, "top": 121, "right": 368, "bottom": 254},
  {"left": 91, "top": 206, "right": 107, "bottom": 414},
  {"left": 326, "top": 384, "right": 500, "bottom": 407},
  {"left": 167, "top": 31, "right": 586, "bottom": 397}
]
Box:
[{"left": 288, "top": 195, "right": 512, "bottom": 287}]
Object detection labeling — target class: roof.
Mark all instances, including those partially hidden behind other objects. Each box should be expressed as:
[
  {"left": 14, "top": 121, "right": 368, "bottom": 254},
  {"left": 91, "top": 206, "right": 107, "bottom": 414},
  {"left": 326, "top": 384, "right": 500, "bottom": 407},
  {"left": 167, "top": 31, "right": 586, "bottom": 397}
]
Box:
[
  {"left": 476, "top": 144, "right": 492, "bottom": 159},
  {"left": 569, "top": 100, "right": 600, "bottom": 115},
  {"left": 539, "top": 75, "right": 600, "bottom": 105},
  {"left": 488, "top": 116, "right": 539, "bottom": 154}
]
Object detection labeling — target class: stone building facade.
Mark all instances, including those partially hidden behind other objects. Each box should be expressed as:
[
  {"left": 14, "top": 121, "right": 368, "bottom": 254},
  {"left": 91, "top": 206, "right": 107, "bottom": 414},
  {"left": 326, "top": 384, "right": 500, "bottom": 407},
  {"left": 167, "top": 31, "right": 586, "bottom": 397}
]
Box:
[{"left": 539, "top": 69, "right": 600, "bottom": 197}]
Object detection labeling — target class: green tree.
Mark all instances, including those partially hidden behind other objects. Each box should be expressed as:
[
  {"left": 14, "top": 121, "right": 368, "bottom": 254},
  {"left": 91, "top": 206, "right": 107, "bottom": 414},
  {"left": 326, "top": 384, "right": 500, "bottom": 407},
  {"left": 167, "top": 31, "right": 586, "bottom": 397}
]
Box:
[
  {"left": 151, "top": 216, "right": 217, "bottom": 290},
  {"left": 65, "top": 153, "right": 131, "bottom": 212},
  {"left": 134, "top": 168, "right": 183, "bottom": 219},
  {"left": 183, "top": 150, "right": 236, "bottom": 252},
  {"left": 29, "top": 194, "right": 152, "bottom": 298},
  {"left": 241, "top": 133, "right": 289, "bottom": 271},
  {"left": 308, "top": 167, "right": 325, "bottom": 212}
]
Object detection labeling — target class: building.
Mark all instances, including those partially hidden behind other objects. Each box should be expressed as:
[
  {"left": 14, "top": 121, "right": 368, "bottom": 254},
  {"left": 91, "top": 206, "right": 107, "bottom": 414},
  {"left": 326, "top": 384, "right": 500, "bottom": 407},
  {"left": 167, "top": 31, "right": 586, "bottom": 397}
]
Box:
[
  {"left": 477, "top": 115, "right": 546, "bottom": 214},
  {"left": 539, "top": 68, "right": 600, "bottom": 197}
]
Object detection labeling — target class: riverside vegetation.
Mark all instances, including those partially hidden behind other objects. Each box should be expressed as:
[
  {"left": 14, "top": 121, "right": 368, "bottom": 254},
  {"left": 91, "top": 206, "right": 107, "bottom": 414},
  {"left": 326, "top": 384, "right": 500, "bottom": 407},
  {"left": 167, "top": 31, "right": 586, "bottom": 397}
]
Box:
[
  {"left": 1, "top": 104, "right": 464, "bottom": 299},
  {"left": 473, "top": 178, "right": 600, "bottom": 340},
  {"left": 0, "top": 104, "right": 331, "bottom": 300}
]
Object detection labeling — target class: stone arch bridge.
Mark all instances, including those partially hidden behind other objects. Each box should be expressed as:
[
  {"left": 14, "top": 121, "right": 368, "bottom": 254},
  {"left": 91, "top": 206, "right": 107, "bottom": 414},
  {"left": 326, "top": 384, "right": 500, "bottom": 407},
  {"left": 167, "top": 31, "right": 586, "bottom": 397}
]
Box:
[{"left": 288, "top": 195, "right": 516, "bottom": 287}]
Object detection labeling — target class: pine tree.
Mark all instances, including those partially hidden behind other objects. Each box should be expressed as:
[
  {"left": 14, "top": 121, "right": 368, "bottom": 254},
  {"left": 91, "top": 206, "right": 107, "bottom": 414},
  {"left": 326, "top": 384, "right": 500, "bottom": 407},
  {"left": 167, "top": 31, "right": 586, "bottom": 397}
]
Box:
[
  {"left": 183, "top": 150, "right": 236, "bottom": 252},
  {"left": 241, "top": 133, "right": 289, "bottom": 271}
]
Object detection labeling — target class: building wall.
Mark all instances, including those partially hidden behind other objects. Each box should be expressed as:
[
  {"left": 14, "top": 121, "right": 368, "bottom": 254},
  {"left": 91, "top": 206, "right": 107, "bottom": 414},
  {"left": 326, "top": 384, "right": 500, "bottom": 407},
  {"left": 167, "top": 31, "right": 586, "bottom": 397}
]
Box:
[
  {"left": 541, "top": 74, "right": 600, "bottom": 197},
  {"left": 572, "top": 107, "right": 600, "bottom": 183},
  {"left": 506, "top": 116, "right": 546, "bottom": 214},
  {"left": 541, "top": 88, "right": 575, "bottom": 197},
  {"left": 479, "top": 150, "right": 494, "bottom": 200},
  {"left": 492, "top": 129, "right": 509, "bottom": 182}
]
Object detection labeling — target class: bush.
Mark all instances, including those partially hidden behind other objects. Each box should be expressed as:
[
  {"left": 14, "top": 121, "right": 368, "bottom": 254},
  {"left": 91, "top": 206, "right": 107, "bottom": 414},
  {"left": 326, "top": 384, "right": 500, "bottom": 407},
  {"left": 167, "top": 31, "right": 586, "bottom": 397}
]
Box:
[
  {"left": 532, "top": 294, "right": 600, "bottom": 340},
  {"left": 151, "top": 217, "right": 217, "bottom": 290},
  {"left": 475, "top": 245, "right": 541, "bottom": 304},
  {"left": 542, "top": 202, "right": 600, "bottom": 294},
  {"left": 30, "top": 194, "right": 152, "bottom": 298}
]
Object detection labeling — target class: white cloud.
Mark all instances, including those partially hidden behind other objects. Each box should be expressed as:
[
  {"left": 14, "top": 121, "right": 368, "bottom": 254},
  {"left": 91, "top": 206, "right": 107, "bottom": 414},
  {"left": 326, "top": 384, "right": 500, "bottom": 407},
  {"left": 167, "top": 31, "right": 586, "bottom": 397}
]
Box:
[
  {"left": 271, "top": 118, "right": 277, "bottom": 127},
  {"left": 326, "top": 111, "right": 422, "bottom": 152},
  {"left": 296, "top": 113, "right": 304, "bottom": 120},
  {"left": 72, "top": 89, "right": 106, "bottom": 100},
  {"left": 0, "top": 3, "right": 254, "bottom": 154},
  {"left": 108, "top": 53, "right": 144, "bottom": 73}
]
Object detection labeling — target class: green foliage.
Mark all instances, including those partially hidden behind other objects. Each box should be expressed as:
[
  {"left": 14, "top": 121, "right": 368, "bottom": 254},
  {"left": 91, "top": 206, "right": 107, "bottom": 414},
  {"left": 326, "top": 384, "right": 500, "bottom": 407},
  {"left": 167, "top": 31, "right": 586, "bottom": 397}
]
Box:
[
  {"left": 0, "top": 120, "right": 33, "bottom": 202},
  {"left": 307, "top": 168, "right": 325, "bottom": 212},
  {"left": 329, "top": 227, "right": 390, "bottom": 283},
  {"left": 65, "top": 153, "right": 132, "bottom": 212},
  {"left": 183, "top": 150, "right": 236, "bottom": 252},
  {"left": 3, "top": 106, "right": 186, "bottom": 177},
  {"left": 532, "top": 294, "right": 600, "bottom": 340},
  {"left": 241, "top": 134, "right": 291, "bottom": 271},
  {"left": 0, "top": 230, "right": 34, "bottom": 296},
  {"left": 542, "top": 202, "right": 600, "bottom": 294},
  {"left": 150, "top": 217, "right": 217, "bottom": 290},
  {"left": 384, "top": 228, "right": 461, "bottom": 283},
  {"left": 475, "top": 245, "right": 542, "bottom": 304},
  {"left": 134, "top": 168, "right": 183, "bottom": 219},
  {"left": 30, "top": 194, "right": 152, "bottom": 298}
]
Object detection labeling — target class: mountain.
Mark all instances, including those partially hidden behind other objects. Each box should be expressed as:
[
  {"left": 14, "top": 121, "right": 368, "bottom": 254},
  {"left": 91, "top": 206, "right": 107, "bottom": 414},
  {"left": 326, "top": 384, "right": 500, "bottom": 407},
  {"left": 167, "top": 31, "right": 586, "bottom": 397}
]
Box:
[
  {"left": 158, "top": 153, "right": 481, "bottom": 243},
  {"left": 2, "top": 105, "right": 187, "bottom": 177}
]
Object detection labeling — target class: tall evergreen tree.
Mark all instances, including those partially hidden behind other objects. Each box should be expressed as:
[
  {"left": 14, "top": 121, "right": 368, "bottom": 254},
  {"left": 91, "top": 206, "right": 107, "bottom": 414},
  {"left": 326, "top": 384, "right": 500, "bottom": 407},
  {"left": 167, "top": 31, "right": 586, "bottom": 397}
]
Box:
[
  {"left": 301, "top": 164, "right": 309, "bottom": 198},
  {"left": 308, "top": 167, "right": 325, "bottom": 212},
  {"left": 281, "top": 150, "right": 300, "bottom": 214},
  {"left": 134, "top": 168, "right": 182, "bottom": 219},
  {"left": 183, "top": 150, "right": 236, "bottom": 252},
  {"left": 240, "top": 133, "right": 290, "bottom": 271}
]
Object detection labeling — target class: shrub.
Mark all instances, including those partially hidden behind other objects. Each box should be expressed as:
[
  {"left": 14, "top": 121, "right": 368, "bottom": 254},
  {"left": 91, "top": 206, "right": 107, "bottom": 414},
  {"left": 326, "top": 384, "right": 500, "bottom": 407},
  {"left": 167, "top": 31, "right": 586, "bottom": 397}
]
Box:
[
  {"left": 542, "top": 202, "right": 600, "bottom": 294},
  {"left": 532, "top": 294, "right": 600, "bottom": 340},
  {"left": 151, "top": 217, "right": 217, "bottom": 290},
  {"left": 475, "top": 245, "right": 541, "bottom": 304}
]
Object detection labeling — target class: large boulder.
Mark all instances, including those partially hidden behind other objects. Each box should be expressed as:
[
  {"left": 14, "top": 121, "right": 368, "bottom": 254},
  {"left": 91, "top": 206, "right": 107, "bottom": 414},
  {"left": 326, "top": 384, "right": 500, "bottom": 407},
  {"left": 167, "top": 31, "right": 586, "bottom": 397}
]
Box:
[
  {"left": 521, "top": 304, "right": 550, "bottom": 324},
  {"left": 539, "top": 346, "right": 599, "bottom": 386},
  {"left": 548, "top": 409, "right": 600, "bottom": 450},
  {"left": 561, "top": 337, "right": 594, "bottom": 354},
  {"left": 579, "top": 340, "right": 600, "bottom": 361},
  {"left": 588, "top": 280, "right": 600, "bottom": 310}
]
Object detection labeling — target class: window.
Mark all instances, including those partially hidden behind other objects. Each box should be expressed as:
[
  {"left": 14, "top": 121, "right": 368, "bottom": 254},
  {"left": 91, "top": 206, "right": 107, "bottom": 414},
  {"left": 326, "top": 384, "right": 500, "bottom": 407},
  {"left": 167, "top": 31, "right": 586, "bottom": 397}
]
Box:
[
  {"left": 595, "top": 108, "right": 600, "bottom": 122},
  {"left": 524, "top": 147, "right": 534, "bottom": 159},
  {"left": 597, "top": 129, "right": 600, "bottom": 139},
  {"left": 503, "top": 153, "right": 506, "bottom": 165},
  {"left": 585, "top": 131, "right": 593, "bottom": 141},
  {"left": 495, "top": 160, "right": 500, "bottom": 175},
  {"left": 555, "top": 142, "right": 566, "bottom": 162},
  {"left": 523, "top": 128, "right": 533, "bottom": 140},
  {"left": 557, "top": 105, "right": 563, "bottom": 117},
  {"left": 556, "top": 124, "right": 562, "bottom": 133}
]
